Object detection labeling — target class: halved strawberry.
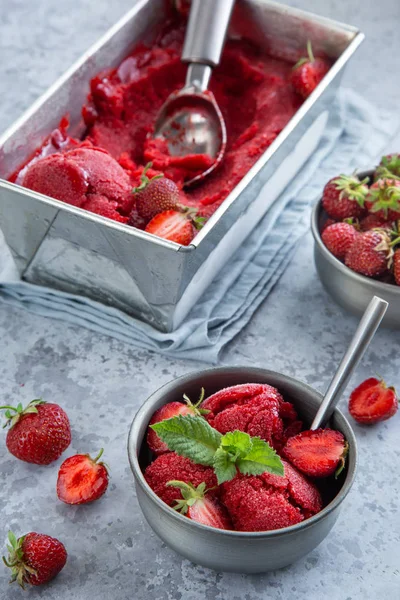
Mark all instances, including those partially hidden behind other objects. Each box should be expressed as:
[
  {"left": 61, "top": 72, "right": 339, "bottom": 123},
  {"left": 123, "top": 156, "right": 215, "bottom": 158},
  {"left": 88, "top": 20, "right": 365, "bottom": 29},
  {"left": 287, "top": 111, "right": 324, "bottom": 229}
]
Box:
[
  {"left": 348, "top": 378, "right": 398, "bottom": 424},
  {"left": 145, "top": 209, "right": 197, "bottom": 245},
  {"left": 147, "top": 389, "right": 209, "bottom": 455},
  {"left": 167, "top": 480, "right": 232, "bottom": 529},
  {"left": 56, "top": 449, "right": 109, "bottom": 505},
  {"left": 283, "top": 429, "right": 348, "bottom": 478}
]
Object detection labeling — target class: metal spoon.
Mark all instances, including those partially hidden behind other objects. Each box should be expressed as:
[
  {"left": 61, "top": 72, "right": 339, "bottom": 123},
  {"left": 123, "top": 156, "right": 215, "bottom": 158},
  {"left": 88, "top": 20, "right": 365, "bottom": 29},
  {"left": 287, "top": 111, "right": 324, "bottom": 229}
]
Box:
[
  {"left": 152, "top": 0, "right": 235, "bottom": 187},
  {"left": 311, "top": 296, "right": 388, "bottom": 430}
]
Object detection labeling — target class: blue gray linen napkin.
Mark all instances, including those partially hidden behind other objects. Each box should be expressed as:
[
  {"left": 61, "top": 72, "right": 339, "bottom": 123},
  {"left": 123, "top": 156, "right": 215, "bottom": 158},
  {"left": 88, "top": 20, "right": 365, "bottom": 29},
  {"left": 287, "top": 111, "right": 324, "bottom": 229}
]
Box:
[{"left": 0, "top": 89, "right": 397, "bottom": 362}]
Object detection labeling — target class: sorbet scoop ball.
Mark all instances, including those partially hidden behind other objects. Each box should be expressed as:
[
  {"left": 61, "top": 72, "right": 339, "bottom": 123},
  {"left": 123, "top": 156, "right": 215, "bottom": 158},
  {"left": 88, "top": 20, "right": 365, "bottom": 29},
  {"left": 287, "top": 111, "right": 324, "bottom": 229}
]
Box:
[{"left": 153, "top": 0, "right": 235, "bottom": 187}]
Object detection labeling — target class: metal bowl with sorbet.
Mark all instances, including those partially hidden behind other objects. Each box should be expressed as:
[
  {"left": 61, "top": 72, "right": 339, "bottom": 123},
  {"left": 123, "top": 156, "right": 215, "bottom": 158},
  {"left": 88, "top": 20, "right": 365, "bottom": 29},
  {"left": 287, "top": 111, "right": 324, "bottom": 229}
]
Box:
[
  {"left": 311, "top": 169, "right": 400, "bottom": 328},
  {"left": 127, "top": 366, "right": 357, "bottom": 573}
]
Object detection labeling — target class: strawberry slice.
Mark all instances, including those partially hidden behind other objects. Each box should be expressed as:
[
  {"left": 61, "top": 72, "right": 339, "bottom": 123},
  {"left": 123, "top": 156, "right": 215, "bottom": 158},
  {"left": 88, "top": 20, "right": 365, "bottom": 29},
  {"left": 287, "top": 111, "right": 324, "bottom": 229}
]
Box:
[
  {"left": 147, "top": 389, "right": 209, "bottom": 455},
  {"left": 145, "top": 210, "right": 196, "bottom": 245},
  {"left": 56, "top": 449, "right": 109, "bottom": 505},
  {"left": 167, "top": 480, "right": 232, "bottom": 529},
  {"left": 348, "top": 377, "right": 398, "bottom": 424},
  {"left": 283, "top": 429, "right": 348, "bottom": 478}
]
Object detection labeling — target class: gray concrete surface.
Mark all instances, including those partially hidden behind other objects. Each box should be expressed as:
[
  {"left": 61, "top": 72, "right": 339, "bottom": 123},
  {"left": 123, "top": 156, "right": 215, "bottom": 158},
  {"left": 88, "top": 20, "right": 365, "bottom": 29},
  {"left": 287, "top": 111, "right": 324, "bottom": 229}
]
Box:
[{"left": 0, "top": 1, "right": 399, "bottom": 598}]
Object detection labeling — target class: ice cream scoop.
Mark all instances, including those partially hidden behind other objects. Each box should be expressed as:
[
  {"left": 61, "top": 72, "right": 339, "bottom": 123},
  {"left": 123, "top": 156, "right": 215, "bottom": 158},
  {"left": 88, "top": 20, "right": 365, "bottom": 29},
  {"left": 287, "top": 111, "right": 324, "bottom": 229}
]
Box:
[{"left": 152, "top": 0, "right": 235, "bottom": 187}]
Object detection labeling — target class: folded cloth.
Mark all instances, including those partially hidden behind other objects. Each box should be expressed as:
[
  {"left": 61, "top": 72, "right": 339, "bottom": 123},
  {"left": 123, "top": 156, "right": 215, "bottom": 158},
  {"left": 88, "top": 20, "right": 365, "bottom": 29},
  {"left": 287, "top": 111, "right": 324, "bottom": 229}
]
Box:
[{"left": 0, "top": 89, "right": 397, "bottom": 363}]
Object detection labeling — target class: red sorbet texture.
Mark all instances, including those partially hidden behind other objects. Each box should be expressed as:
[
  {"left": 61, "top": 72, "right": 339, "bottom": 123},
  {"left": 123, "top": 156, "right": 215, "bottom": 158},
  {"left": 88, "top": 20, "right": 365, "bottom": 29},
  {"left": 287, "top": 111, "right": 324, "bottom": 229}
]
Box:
[
  {"left": 221, "top": 460, "right": 322, "bottom": 531},
  {"left": 202, "top": 383, "right": 303, "bottom": 451},
  {"left": 144, "top": 452, "right": 218, "bottom": 506},
  {"left": 16, "top": 17, "right": 303, "bottom": 225}
]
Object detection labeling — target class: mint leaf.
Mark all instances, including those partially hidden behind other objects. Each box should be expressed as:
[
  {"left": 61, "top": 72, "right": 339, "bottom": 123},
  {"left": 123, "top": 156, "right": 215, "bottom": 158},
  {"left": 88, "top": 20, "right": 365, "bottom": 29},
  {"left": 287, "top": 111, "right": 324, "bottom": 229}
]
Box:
[
  {"left": 213, "top": 448, "right": 238, "bottom": 484},
  {"left": 237, "top": 437, "right": 284, "bottom": 477},
  {"left": 220, "top": 431, "right": 252, "bottom": 458},
  {"left": 150, "top": 415, "right": 222, "bottom": 466}
]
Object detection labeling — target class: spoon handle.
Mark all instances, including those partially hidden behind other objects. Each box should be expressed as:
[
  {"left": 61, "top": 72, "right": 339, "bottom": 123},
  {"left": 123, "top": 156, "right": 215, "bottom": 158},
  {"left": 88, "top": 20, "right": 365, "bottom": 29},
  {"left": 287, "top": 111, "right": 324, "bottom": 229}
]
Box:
[
  {"left": 310, "top": 296, "right": 388, "bottom": 430},
  {"left": 182, "top": 0, "right": 235, "bottom": 68}
]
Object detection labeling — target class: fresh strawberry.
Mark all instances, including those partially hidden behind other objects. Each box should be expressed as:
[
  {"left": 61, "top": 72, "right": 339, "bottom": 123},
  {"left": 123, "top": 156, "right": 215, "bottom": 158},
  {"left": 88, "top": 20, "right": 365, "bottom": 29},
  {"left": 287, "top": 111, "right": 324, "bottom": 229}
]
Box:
[
  {"left": 127, "top": 204, "right": 149, "bottom": 229},
  {"left": 374, "top": 153, "right": 400, "bottom": 181},
  {"left": 290, "top": 41, "right": 330, "bottom": 98},
  {"left": 344, "top": 230, "right": 391, "bottom": 277},
  {"left": 57, "top": 448, "right": 109, "bottom": 504},
  {"left": 365, "top": 179, "right": 400, "bottom": 220},
  {"left": 2, "top": 531, "right": 67, "bottom": 588},
  {"left": 359, "top": 213, "right": 393, "bottom": 231},
  {"left": 394, "top": 249, "right": 400, "bottom": 285},
  {"left": 167, "top": 481, "right": 232, "bottom": 529},
  {"left": 174, "top": 0, "right": 191, "bottom": 16},
  {"left": 283, "top": 429, "right": 348, "bottom": 478},
  {"left": 322, "top": 174, "right": 368, "bottom": 220},
  {"left": 145, "top": 209, "right": 197, "bottom": 245},
  {"left": 133, "top": 162, "right": 180, "bottom": 221},
  {"left": 321, "top": 222, "right": 359, "bottom": 260},
  {"left": 320, "top": 218, "right": 337, "bottom": 233},
  {"left": 0, "top": 399, "right": 71, "bottom": 465},
  {"left": 147, "top": 389, "right": 209, "bottom": 455},
  {"left": 349, "top": 378, "right": 398, "bottom": 424}
]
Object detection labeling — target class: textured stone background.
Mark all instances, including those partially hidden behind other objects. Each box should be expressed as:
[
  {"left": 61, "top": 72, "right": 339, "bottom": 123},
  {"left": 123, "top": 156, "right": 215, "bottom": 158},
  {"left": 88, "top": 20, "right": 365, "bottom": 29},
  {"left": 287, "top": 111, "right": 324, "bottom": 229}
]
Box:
[{"left": 0, "top": 1, "right": 399, "bottom": 598}]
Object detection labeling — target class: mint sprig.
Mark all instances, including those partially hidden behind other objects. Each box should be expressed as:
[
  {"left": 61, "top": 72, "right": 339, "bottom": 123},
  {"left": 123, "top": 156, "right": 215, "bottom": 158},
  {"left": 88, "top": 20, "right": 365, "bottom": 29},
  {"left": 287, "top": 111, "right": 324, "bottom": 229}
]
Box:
[
  {"left": 151, "top": 415, "right": 221, "bottom": 466},
  {"left": 150, "top": 415, "right": 284, "bottom": 484}
]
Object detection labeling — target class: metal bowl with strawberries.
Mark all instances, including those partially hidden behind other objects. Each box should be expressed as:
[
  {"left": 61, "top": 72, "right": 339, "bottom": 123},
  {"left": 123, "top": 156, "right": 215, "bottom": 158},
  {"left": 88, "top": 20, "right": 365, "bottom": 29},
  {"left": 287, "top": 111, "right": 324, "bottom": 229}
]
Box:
[
  {"left": 311, "top": 155, "right": 400, "bottom": 327},
  {"left": 127, "top": 366, "right": 357, "bottom": 573}
]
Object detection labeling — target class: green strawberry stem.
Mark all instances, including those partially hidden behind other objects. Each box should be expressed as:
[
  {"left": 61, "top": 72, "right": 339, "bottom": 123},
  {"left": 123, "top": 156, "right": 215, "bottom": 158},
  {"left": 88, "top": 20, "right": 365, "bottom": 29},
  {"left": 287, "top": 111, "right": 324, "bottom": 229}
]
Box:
[
  {"left": 2, "top": 531, "right": 37, "bottom": 589},
  {"left": 0, "top": 399, "right": 45, "bottom": 429},
  {"left": 333, "top": 174, "right": 369, "bottom": 207},
  {"left": 132, "top": 162, "right": 163, "bottom": 194},
  {"left": 167, "top": 480, "right": 210, "bottom": 514},
  {"left": 92, "top": 448, "right": 104, "bottom": 463},
  {"left": 307, "top": 39, "right": 315, "bottom": 63},
  {"left": 182, "top": 388, "right": 210, "bottom": 416}
]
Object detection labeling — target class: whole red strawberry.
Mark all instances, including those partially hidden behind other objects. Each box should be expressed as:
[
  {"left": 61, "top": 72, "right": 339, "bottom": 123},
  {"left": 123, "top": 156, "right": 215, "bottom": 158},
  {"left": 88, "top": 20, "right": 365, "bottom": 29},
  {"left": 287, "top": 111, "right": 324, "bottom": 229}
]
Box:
[
  {"left": 0, "top": 399, "right": 71, "bottom": 465},
  {"left": 374, "top": 153, "right": 400, "bottom": 181},
  {"left": 349, "top": 378, "right": 398, "bottom": 424},
  {"left": 365, "top": 178, "right": 400, "bottom": 220},
  {"left": 321, "top": 222, "right": 359, "bottom": 260},
  {"left": 147, "top": 389, "right": 209, "bottom": 455},
  {"left": 2, "top": 531, "right": 67, "bottom": 588},
  {"left": 167, "top": 481, "right": 232, "bottom": 530},
  {"left": 133, "top": 163, "right": 180, "bottom": 221},
  {"left": 359, "top": 213, "right": 393, "bottom": 231},
  {"left": 145, "top": 209, "right": 200, "bottom": 245},
  {"left": 57, "top": 448, "right": 109, "bottom": 505},
  {"left": 393, "top": 249, "right": 400, "bottom": 285},
  {"left": 283, "top": 429, "right": 348, "bottom": 478},
  {"left": 290, "top": 41, "right": 330, "bottom": 98},
  {"left": 344, "top": 230, "right": 391, "bottom": 277},
  {"left": 322, "top": 174, "right": 368, "bottom": 220}
]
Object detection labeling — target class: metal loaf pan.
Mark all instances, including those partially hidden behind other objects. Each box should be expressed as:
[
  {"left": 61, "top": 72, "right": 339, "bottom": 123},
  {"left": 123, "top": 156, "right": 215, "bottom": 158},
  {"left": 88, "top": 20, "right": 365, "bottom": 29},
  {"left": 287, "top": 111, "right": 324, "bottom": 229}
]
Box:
[{"left": 0, "top": 0, "right": 364, "bottom": 332}]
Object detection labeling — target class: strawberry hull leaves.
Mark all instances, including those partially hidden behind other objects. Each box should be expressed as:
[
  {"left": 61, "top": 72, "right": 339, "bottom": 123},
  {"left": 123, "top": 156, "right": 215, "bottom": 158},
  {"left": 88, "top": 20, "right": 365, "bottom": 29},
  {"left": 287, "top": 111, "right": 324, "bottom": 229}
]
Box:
[{"left": 151, "top": 415, "right": 284, "bottom": 484}]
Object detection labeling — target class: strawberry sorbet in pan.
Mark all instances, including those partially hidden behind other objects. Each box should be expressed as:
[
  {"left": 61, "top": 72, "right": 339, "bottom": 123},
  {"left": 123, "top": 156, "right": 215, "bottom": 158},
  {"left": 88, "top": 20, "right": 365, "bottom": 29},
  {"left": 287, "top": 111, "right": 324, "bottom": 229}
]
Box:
[{"left": 13, "top": 13, "right": 330, "bottom": 244}]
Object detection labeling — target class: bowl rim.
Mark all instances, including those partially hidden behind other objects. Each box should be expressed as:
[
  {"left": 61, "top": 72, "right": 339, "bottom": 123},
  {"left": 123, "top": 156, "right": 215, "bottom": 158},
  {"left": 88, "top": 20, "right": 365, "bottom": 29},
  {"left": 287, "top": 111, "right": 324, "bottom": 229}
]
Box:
[
  {"left": 127, "top": 366, "right": 358, "bottom": 539},
  {"left": 310, "top": 171, "right": 400, "bottom": 297}
]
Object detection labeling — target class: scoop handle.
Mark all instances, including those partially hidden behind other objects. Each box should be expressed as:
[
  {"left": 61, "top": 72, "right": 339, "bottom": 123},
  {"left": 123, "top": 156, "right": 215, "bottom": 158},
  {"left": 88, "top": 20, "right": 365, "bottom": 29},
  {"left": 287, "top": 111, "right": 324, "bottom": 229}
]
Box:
[
  {"left": 310, "top": 296, "right": 388, "bottom": 430},
  {"left": 182, "top": 0, "right": 235, "bottom": 68}
]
